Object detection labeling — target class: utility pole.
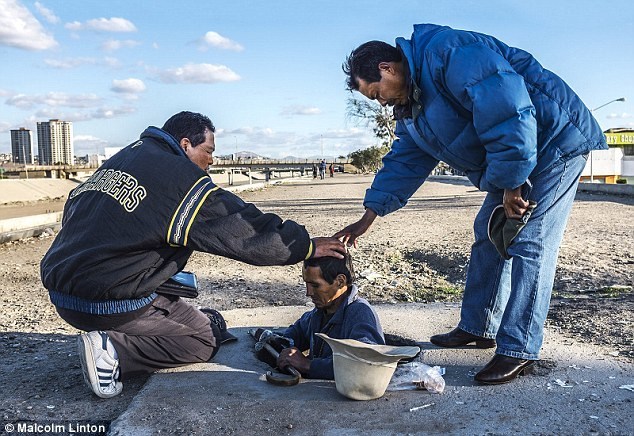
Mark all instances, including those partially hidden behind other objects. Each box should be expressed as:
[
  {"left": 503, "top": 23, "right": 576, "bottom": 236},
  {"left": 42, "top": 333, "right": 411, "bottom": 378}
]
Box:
[{"left": 22, "top": 143, "right": 29, "bottom": 179}]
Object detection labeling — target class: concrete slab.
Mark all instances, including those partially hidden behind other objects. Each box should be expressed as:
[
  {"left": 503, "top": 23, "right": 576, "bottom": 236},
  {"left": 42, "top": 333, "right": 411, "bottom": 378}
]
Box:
[
  {"left": 109, "top": 304, "right": 633, "bottom": 435},
  {"left": 0, "top": 179, "right": 78, "bottom": 204}
]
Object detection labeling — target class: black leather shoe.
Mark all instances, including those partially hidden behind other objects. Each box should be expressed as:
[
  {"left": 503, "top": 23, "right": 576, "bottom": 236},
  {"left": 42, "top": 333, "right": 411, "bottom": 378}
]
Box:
[
  {"left": 430, "top": 327, "right": 496, "bottom": 349},
  {"left": 474, "top": 354, "right": 536, "bottom": 384}
]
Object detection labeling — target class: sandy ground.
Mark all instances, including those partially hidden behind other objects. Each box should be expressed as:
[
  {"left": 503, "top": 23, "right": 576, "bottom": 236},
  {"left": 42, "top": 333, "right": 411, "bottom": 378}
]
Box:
[{"left": 0, "top": 174, "right": 632, "bottom": 431}]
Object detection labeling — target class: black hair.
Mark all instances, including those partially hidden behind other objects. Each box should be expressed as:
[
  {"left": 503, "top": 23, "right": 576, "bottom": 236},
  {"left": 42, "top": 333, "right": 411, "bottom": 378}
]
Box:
[
  {"left": 304, "top": 252, "right": 355, "bottom": 286},
  {"left": 342, "top": 40, "right": 402, "bottom": 91},
  {"left": 162, "top": 111, "right": 216, "bottom": 147}
]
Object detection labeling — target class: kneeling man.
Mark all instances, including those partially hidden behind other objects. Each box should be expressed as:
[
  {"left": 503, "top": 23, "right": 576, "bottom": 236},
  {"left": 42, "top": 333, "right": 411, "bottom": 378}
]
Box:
[{"left": 277, "top": 254, "right": 384, "bottom": 379}]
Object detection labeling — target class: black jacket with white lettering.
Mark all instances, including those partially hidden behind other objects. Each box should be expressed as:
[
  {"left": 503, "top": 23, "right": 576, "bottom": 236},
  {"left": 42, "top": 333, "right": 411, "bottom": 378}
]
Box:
[{"left": 40, "top": 127, "right": 311, "bottom": 310}]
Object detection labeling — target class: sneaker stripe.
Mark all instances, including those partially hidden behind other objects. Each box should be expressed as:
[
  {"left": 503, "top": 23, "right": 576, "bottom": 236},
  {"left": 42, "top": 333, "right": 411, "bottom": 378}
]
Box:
[
  {"left": 78, "top": 332, "right": 123, "bottom": 399},
  {"left": 99, "top": 331, "right": 109, "bottom": 350}
]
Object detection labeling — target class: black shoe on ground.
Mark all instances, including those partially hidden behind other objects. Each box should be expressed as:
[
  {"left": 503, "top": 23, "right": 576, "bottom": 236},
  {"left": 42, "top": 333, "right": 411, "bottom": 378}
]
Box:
[
  {"left": 474, "top": 354, "right": 536, "bottom": 384},
  {"left": 430, "top": 327, "right": 496, "bottom": 349}
]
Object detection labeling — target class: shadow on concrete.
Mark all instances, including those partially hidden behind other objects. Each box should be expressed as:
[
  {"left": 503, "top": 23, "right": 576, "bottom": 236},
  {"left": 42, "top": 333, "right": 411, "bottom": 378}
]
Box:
[{"left": 0, "top": 331, "right": 149, "bottom": 426}]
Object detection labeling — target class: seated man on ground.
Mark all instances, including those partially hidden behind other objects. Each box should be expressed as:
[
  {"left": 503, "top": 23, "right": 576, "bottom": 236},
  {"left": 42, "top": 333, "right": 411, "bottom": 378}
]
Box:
[{"left": 276, "top": 253, "right": 384, "bottom": 379}]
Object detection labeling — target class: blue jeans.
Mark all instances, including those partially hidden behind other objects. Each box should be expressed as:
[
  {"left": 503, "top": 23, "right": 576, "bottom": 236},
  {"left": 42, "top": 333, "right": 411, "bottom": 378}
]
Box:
[{"left": 459, "top": 154, "right": 587, "bottom": 360}]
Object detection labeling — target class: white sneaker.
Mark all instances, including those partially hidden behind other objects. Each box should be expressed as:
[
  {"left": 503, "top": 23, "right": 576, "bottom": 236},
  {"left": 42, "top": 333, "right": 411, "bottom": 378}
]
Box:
[{"left": 78, "top": 331, "right": 123, "bottom": 398}]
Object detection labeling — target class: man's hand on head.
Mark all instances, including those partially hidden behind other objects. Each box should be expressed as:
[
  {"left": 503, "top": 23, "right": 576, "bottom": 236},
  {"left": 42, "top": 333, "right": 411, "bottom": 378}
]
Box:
[{"left": 311, "top": 237, "right": 346, "bottom": 259}]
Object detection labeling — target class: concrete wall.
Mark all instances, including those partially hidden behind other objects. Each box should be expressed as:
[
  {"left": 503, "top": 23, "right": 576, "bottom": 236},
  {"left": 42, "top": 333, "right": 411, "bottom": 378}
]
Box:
[
  {"left": 577, "top": 182, "right": 634, "bottom": 195},
  {"left": 0, "top": 212, "right": 63, "bottom": 244},
  {"left": 581, "top": 148, "right": 623, "bottom": 178}
]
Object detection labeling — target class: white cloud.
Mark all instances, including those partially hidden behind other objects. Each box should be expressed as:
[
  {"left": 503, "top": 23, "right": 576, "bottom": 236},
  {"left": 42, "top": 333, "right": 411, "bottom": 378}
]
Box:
[
  {"left": 216, "top": 126, "right": 374, "bottom": 158},
  {"left": 198, "top": 31, "right": 244, "bottom": 51},
  {"left": 74, "top": 134, "right": 102, "bottom": 141},
  {"left": 44, "top": 57, "right": 96, "bottom": 69},
  {"left": 73, "top": 135, "right": 111, "bottom": 155},
  {"left": 317, "top": 128, "right": 367, "bottom": 139},
  {"left": 64, "top": 17, "right": 137, "bottom": 32},
  {"left": 64, "top": 21, "right": 82, "bottom": 31},
  {"left": 44, "top": 56, "right": 122, "bottom": 69},
  {"left": 280, "top": 105, "right": 322, "bottom": 116},
  {"left": 0, "top": 0, "right": 57, "bottom": 50},
  {"left": 606, "top": 112, "right": 633, "bottom": 119},
  {"left": 156, "top": 63, "right": 240, "bottom": 84},
  {"left": 111, "top": 78, "right": 146, "bottom": 96},
  {"left": 101, "top": 38, "right": 141, "bottom": 52},
  {"left": 33, "top": 105, "right": 136, "bottom": 122},
  {"left": 34, "top": 2, "right": 59, "bottom": 24},
  {"left": 103, "top": 57, "right": 122, "bottom": 68},
  {"left": 6, "top": 92, "right": 102, "bottom": 110}
]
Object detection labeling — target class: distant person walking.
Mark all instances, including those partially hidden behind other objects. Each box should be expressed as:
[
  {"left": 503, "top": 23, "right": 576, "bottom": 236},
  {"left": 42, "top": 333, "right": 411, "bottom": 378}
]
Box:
[
  {"left": 312, "top": 163, "right": 318, "bottom": 179},
  {"left": 40, "top": 111, "right": 345, "bottom": 399},
  {"left": 335, "top": 24, "right": 607, "bottom": 385},
  {"left": 319, "top": 160, "right": 327, "bottom": 180},
  {"left": 329, "top": 163, "right": 335, "bottom": 178}
]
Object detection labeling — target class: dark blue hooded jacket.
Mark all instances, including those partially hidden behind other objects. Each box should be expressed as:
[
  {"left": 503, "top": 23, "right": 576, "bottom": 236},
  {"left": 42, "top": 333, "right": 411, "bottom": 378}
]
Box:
[
  {"left": 41, "top": 127, "right": 311, "bottom": 314},
  {"left": 283, "top": 284, "right": 384, "bottom": 380}
]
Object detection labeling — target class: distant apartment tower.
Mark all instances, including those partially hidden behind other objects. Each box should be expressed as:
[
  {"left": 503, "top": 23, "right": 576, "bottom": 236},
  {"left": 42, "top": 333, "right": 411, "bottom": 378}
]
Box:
[
  {"left": 10, "top": 128, "right": 34, "bottom": 164},
  {"left": 37, "top": 119, "right": 74, "bottom": 165}
]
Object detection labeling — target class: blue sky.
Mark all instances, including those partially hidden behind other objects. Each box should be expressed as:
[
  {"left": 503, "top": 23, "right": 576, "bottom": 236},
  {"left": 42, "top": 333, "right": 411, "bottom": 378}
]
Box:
[{"left": 1, "top": 0, "right": 632, "bottom": 158}]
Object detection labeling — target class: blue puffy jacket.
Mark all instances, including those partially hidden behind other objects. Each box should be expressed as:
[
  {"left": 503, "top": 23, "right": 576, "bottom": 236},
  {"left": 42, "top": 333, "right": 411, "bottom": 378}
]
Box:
[{"left": 364, "top": 24, "right": 607, "bottom": 216}]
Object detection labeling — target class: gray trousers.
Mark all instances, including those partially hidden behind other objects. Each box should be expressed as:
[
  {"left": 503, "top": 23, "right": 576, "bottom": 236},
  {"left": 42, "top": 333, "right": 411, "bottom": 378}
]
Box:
[{"left": 56, "top": 295, "right": 220, "bottom": 380}]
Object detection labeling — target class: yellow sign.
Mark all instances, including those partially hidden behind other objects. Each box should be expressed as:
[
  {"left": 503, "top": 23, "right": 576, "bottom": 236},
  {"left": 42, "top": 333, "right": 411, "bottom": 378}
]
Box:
[{"left": 605, "top": 132, "right": 634, "bottom": 145}]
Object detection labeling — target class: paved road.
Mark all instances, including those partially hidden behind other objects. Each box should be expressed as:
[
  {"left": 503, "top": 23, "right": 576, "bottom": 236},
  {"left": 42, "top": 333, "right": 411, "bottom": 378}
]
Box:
[{"left": 110, "top": 304, "right": 633, "bottom": 435}]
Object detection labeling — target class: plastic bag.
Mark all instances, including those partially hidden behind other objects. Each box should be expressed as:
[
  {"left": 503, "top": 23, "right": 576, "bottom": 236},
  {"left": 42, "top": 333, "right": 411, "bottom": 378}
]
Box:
[{"left": 387, "top": 361, "right": 446, "bottom": 394}]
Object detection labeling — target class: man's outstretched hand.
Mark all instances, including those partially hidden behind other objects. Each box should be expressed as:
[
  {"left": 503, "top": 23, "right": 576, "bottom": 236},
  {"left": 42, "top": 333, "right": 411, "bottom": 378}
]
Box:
[
  {"left": 333, "top": 208, "right": 377, "bottom": 248},
  {"left": 311, "top": 237, "right": 346, "bottom": 259}
]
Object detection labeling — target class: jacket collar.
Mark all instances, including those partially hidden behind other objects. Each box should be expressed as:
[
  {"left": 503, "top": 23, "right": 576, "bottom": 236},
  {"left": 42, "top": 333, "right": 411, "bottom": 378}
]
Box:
[
  {"left": 393, "top": 24, "right": 448, "bottom": 120},
  {"left": 394, "top": 38, "right": 421, "bottom": 120},
  {"left": 141, "top": 126, "right": 187, "bottom": 157}
]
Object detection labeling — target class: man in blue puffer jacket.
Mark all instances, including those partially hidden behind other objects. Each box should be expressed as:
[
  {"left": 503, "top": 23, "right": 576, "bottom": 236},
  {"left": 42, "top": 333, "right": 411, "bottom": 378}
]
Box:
[{"left": 336, "top": 24, "right": 607, "bottom": 384}]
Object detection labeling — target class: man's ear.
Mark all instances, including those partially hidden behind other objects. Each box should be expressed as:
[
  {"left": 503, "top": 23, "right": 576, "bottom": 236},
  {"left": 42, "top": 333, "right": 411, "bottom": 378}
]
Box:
[
  {"left": 378, "top": 62, "right": 392, "bottom": 73},
  {"left": 335, "top": 273, "right": 347, "bottom": 289},
  {"left": 180, "top": 138, "right": 191, "bottom": 153}
]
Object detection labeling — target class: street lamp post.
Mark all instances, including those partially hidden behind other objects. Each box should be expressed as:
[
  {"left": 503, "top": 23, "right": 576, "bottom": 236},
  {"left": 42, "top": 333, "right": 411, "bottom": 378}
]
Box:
[
  {"left": 592, "top": 97, "right": 626, "bottom": 112},
  {"left": 589, "top": 97, "right": 626, "bottom": 182},
  {"left": 21, "top": 143, "right": 29, "bottom": 179}
]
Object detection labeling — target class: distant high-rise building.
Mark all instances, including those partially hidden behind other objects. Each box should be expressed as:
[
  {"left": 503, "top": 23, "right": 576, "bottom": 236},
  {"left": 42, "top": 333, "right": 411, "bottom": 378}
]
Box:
[
  {"left": 37, "top": 119, "right": 74, "bottom": 165},
  {"left": 10, "top": 128, "right": 33, "bottom": 164}
]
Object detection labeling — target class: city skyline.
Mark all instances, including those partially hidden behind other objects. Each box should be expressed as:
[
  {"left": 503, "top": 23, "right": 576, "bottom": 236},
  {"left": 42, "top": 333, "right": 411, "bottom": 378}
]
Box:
[{"left": 1, "top": 0, "right": 632, "bottom": 159}]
